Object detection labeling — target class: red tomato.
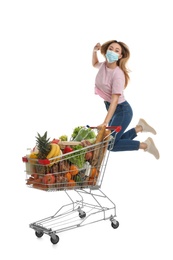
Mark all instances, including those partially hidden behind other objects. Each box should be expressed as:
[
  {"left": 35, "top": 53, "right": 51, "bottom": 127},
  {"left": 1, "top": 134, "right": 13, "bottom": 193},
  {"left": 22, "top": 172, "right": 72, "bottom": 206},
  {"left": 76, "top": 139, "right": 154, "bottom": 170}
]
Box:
[
  {"left": 63, "top": 146, "right": 74, "bottom": 154},
  {"left": 51, "top": 138, "right": 60, "bottom": 144}
]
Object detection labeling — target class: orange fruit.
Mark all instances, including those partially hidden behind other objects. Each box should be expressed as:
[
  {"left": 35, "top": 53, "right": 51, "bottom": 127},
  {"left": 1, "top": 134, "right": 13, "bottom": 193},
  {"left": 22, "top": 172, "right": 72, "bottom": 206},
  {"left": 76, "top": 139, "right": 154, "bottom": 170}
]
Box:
[
  {"left": 65, "top": 172, "right": 71, "bottom": 181},
  {"left": 89, "top": 168, "right": 99, "bottom": 178},
  {"left": 67, "top": 179, "right": 76, "bottom": 187},
  {"left": 69, "top": 165, "right": 79, "bottom": 176}
]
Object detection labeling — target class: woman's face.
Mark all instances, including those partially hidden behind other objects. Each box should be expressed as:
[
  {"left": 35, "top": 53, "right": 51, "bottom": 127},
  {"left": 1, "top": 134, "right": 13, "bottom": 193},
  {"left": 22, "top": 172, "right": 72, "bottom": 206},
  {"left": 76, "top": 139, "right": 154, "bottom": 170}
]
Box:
[{"left": 108, "top": 42, "right": 122, "bottom": 58}]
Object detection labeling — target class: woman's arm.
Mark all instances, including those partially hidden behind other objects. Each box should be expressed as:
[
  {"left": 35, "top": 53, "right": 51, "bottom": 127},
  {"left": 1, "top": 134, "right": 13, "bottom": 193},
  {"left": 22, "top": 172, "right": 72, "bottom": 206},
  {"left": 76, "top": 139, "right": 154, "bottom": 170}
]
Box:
[
  {"left": 97, "top": 94, "right": 120, "bottom": 129},
  {"left": 92, "top": 43, "right": 101, "bottom": 67}
]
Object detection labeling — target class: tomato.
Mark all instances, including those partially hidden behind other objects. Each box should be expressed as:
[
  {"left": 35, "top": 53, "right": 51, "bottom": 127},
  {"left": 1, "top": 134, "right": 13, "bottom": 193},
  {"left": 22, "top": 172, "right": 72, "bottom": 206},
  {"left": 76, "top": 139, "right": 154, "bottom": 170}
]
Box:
[
  {"left": 63, "top": 146, "right": 74, "bottom": 154},
  {"left": 51, "top": 138, "right": 60, "bottom": 144}
]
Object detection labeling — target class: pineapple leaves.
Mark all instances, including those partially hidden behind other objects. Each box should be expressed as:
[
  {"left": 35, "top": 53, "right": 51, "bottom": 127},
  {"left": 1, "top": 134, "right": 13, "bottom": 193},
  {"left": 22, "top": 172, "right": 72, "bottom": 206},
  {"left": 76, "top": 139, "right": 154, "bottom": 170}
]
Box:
[{"left": 36, "top": 131, "right": 51, "bottom": 159}]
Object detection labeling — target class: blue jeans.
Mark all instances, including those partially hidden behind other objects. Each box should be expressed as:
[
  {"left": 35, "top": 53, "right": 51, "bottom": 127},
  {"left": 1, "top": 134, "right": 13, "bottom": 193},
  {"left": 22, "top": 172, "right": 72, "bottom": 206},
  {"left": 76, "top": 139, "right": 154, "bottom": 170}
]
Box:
[{"left": 104, "top": 101, "right": 140, "bottom": 151}]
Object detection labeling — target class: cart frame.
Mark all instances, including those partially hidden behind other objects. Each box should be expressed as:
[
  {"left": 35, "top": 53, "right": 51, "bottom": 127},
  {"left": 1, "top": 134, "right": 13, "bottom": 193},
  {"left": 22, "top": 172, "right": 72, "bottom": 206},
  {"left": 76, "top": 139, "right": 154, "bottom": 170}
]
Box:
[{"left": 23, "top": 126, "right": 121, "bottom": 244}]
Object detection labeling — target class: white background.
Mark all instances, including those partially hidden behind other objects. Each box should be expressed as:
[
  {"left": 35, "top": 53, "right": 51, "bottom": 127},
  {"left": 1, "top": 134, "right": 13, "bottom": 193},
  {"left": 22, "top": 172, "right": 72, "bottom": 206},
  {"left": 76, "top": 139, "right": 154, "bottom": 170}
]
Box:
[{"left": 0, "top": 0, "right": 172, "bottom": 259}]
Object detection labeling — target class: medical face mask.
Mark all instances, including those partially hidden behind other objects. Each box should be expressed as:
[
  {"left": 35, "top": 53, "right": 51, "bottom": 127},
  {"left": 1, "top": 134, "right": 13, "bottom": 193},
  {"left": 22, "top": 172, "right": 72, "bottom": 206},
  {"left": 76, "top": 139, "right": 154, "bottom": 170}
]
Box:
[{"left": 106, "top": 50, "right": 119, "bottom": 63}]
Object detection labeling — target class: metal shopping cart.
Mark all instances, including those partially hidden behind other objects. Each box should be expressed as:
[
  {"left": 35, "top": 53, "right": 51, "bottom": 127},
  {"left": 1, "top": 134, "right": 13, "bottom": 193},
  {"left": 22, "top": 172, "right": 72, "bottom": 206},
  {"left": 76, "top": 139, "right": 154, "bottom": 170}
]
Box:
[{"left": 22, "top": 126, "right": 121, "bottom": 244}]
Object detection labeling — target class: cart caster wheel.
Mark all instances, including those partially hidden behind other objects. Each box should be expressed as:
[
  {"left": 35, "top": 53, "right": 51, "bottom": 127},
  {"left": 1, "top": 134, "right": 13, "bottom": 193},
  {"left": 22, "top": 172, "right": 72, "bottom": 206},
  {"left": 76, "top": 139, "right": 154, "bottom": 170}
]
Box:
[
  {"left": 111, "top": 220, "right": 119, "bottom": 229},
  {"left": 35, "top": 231, "right": 44, "bottom": 238},
  {"left": 79, "top": 211, "right": 86, "bottom": 219},
  {"left": 50, "top": 235, "right": 59, "bottom": 244}
]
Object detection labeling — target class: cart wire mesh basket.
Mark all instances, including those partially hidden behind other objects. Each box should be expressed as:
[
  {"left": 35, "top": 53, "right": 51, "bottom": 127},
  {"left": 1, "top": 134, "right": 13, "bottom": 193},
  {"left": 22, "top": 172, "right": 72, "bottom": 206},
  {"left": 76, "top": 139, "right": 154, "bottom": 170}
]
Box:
[{"left": 22, "top": 125, "right": 121, "bottom": 244}]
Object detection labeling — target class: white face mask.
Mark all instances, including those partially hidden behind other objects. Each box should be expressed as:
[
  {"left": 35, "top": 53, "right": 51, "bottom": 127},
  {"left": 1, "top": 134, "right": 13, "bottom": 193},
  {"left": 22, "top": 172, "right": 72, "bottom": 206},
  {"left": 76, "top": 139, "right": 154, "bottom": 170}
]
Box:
[{"left": 106, "top": 50, "right": 119, "bottom": 63}]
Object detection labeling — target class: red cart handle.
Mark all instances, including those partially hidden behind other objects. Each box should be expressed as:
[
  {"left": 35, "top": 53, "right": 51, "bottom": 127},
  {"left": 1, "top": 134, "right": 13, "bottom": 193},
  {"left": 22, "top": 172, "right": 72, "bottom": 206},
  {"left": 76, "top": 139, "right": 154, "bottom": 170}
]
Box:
[{"left": 86, "top": 125, "right": 122, "bottom": 133}]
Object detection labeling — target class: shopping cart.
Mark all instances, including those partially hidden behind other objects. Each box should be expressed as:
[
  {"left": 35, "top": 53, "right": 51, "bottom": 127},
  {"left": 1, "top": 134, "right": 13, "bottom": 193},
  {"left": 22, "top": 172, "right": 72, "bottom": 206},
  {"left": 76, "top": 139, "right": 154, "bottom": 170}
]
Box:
[{"left": 22, "top": 126, "right": 121, "bottom": 244}]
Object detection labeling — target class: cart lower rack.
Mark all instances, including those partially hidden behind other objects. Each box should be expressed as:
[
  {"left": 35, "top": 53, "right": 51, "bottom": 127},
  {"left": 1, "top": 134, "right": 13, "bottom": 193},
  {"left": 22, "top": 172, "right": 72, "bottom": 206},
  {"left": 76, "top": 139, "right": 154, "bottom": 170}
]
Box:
[{"left": 22, "top": 126, "right": 121, "bottom": 244}]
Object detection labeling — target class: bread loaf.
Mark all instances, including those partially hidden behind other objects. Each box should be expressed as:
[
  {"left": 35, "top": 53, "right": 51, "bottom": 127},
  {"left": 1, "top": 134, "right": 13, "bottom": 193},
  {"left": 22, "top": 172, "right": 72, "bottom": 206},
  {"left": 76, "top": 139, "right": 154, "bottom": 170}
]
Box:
[{"left": 91, "top": 126, "right": 107, "bottom": 167}]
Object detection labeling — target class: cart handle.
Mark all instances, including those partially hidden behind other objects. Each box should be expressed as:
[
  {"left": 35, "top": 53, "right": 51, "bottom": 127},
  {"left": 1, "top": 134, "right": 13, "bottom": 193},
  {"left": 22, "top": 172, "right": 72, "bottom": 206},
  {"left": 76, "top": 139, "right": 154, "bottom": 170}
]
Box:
[{"left": 86, "top": 125, "right": 122, "bottom": 133}]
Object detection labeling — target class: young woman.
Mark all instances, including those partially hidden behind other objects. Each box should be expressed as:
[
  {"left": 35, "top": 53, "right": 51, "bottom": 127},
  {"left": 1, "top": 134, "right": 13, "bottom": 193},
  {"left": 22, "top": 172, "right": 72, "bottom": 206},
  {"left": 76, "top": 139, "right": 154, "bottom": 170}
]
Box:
[{"left": 92, "top": 40, "right": 160, "bottom": 159}]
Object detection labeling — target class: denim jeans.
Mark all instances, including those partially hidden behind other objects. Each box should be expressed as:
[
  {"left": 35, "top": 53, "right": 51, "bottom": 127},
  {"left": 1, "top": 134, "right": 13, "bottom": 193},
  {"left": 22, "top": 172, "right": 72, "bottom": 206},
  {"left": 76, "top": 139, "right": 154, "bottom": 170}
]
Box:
[{"left": 104, "top": 101, "right": 140, "bottom": 151}]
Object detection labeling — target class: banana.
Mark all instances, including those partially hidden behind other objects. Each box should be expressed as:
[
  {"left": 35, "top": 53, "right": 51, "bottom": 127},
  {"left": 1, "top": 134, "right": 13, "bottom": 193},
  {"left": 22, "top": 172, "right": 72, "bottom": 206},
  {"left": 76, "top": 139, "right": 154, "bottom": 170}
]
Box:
[
  {"left": 46, "top": 143, "right": 58, "bottom": 159},
  {"left": 47, "top": 144, "right": 61, "bottom": 166},
  {"left": 54, "top": 144, "right": 61, "bottom": 163},
  {"left": 54, "top": 144, "right": 61, "bottom": 157}
]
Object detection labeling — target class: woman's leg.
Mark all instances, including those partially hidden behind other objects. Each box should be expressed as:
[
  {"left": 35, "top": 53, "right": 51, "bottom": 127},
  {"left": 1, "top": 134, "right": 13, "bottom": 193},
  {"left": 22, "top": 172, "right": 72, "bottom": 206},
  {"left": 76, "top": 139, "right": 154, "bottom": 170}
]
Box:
[
  {"left": 120, "top": 119, "right": 157, "bottom": 140},
  {"left": 104, "top": 101, "right": 160, "bottom": 158},
  {"left": 108, "top": 101, "right": 134, "bottom": 142},
  {"left": 107, "top": 101, "right": 140, "bottom": 151}
]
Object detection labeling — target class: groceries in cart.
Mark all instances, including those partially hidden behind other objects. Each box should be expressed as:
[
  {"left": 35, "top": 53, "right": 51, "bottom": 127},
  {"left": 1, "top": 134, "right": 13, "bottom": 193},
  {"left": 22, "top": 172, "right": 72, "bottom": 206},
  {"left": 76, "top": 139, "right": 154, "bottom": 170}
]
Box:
[{"left": 22, "top": 125, "right": 115, "bottom": 191}]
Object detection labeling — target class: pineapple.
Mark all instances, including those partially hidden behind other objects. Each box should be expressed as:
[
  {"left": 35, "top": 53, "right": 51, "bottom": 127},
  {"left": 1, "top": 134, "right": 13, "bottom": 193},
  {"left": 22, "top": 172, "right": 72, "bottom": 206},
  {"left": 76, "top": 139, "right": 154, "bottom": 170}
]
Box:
[
  {"left": 36, "top": 131, "right": 51, "bottom": 159},
  {"left": 35, "top": 131, "right": 51, "bottom": 175}
]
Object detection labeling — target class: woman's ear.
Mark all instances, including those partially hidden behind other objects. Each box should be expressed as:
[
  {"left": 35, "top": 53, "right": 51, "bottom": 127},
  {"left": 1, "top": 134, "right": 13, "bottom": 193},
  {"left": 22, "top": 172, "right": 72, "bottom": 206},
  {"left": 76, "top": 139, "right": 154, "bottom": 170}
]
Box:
[{"left": 119, "top": 54, "right": 123, "bottom": 59}]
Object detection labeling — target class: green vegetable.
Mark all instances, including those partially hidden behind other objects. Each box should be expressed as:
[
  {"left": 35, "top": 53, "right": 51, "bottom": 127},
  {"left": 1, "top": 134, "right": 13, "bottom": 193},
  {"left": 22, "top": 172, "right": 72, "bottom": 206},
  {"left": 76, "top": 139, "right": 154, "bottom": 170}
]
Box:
[
  {"left": 72, "top": 127, "right": 96, "bottom": 141},
  {"left": 67, "top": 144, "right": 86, "bottom": 168},
  {"left": 59, "top": 135, "right": 68, "bottom": 141},
  {"left": 71, "top": 126, "right": 83, "bottom": 140},
  {"left": 74, "top": 174, "right": 82, "bottom": 185},
  {"left": 86, "top": 129, "right": 96, "bottom": 139},
  {"left": 87, "top": 138, "right": 96, "bottom": 144}
]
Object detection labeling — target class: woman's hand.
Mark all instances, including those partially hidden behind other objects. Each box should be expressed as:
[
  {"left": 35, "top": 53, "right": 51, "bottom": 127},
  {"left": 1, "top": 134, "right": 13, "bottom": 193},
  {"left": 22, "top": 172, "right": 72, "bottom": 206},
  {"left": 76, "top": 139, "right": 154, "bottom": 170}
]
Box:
[
  {"left": 92, "top": 43, "right": 101, "bottom": 67},
  {"left": 93, "top": 43, "right": 101, "bottom": 52},
  {"left": 98, "top": 95, "right": 119, "bottom": 130},
  {"left": 97, "top": 122, "right": 107, "bottom": 130}
]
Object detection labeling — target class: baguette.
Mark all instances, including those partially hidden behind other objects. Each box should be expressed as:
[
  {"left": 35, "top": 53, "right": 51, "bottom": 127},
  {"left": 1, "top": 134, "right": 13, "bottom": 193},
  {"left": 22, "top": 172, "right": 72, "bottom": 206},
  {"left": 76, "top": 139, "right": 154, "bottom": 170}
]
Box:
[
  {"left": 95, "top": 125, "right": 106, "bottom": 143},
  {"left": 91, "top": 125, "right": 106, "bottom": 167},
  {"left": 98, "top": 129, "right": 111, "bottom": 165},
  {"left": 58, "top": 141, "right": 81, "bottom": 150}
]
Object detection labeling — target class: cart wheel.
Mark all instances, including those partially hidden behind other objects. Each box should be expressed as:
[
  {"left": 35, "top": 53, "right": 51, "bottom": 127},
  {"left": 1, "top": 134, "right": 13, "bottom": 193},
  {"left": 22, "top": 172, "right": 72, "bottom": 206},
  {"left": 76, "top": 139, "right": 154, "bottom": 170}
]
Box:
[
  {"left": 35, "top": 231, "right": 44, "bottom": 238},
  {"left": 50, "top": 235, "right": 59, "bottom": 244},
  {"left": 111, "top": 220, "right": 119, "bottom": 229},
  {"left": 79, "top": 211, "right": 86, "bottom": 219}
]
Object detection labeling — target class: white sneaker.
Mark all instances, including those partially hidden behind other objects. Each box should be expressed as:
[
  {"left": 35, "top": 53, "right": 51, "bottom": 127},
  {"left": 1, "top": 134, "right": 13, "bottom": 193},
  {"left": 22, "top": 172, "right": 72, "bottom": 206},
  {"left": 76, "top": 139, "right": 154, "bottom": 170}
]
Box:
[
  {"left": 144, "top": 137, "right": 160, "bottom": 159},
  {"left": 138, "top": 118, "right": 157, "bottom": 135}
]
